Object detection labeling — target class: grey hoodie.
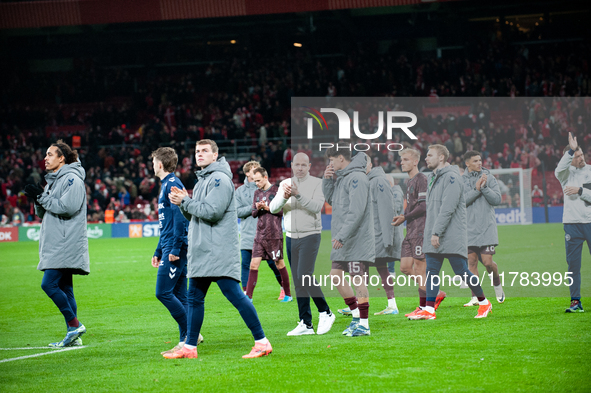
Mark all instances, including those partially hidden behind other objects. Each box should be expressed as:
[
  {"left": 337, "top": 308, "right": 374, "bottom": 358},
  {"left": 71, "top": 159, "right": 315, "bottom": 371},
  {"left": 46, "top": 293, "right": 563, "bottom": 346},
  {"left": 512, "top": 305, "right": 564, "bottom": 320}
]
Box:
[
  {"left": 423, "top": 165, "right": 467, "bottom": 258},
  {"left": 323, "top": 153, "right": 375, "bottom": 263},
  {"left": 235, "top": 179, "right": 258, "bottom": 250},
  {"left": 35, "top": 161, "right": 90, "bottom": 274},
  {"left": 180, "top": 157, "right": 240, "bottom": 280},
  {"left": 463, "top": 167, "right": 501, "bottom": 247},
  {"left": 391, "top": 184, "right": 404, "bottom": 259},
  {"left": 368, "top": 166, "right": 397, "bottom": 260}
]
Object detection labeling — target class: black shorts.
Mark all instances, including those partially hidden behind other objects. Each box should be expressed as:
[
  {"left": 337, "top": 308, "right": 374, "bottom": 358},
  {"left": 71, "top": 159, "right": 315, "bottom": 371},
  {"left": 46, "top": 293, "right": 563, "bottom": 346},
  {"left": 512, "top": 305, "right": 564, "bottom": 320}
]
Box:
[
  {"left": 468, "top": 245, "right": 497, "bottom": 256},
  {"left": 253, "top": 239, "right": 284, "bottom": 261},
  {"left": 401, "top": 237, "right": 425, "bottom": 259},
  {"left": 331, "top": 261, "right": 368, "bottom": 277},
  {"left": 374, "top": 257, "right": 396, "bottom": 267}
]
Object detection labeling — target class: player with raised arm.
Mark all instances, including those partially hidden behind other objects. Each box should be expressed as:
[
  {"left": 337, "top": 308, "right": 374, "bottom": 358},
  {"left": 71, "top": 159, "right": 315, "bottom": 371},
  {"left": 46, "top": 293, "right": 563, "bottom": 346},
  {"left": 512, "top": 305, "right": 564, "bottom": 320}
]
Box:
[
  {"left": 462, "top": 150, "right": 506, "bottom": 306},
  {"left": 165, "top": 140, "right": 272, "bottom": 359},
  {"left": 555, "top": 132, "right": 591, "bottom": 313},
  {"left": 149, "top": 147, "right": 203, "bottom": 355},
  {"left": 323, "top": 148, "right": 375, "bottom": 336},
  {"left": 392, "top": 148, "right": 445, "bottom": 318},
  {"left": 270, "top": 152, "right": 335, "bottom": 336},
  {"left": 244, "top": 167, "right": 293, "bottom": 302},
  {"left": 409, "top": 144, "right": 491, "bottom": 320},
  {"left": 235, "top": 161, "right": 284, "bottom": 299}
]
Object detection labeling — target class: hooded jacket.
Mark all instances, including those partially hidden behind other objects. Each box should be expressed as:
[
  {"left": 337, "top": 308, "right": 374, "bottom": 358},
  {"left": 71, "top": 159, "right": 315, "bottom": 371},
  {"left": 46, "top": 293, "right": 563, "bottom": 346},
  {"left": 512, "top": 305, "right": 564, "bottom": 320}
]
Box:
[
  {"left": 235, "top": 179, "right": 258, "bottom": 249},
  {"left": 180, "top": 157, "right": 240, "bottom": 280},
  {"left": 462, "top": 167, "right": 501, "bottom": 247},
  {"left": 368, "top": 166, "right": 397, "bottom": 260},
  {"left": 391, "top": 184, "right": 404, "bottom": 259},
  {"left": 35, "top": 161, "right": 90, "bottom": 274},
  {"left": 323, "top": 153, "right": 375, "bottom": 263},
  {"left": 423, "top": 165, "right": 467, "bottom": 258}
]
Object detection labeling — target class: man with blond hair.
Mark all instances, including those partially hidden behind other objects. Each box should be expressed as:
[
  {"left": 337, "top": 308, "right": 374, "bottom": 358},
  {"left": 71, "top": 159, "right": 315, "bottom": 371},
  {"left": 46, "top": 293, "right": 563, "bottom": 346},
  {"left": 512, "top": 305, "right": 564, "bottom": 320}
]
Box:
[
  {"left": 392, "top": 148, "right": 445, "bottom": 318},
  {"left": 409, "top": 144, "right": 491, "bottom": 320}
]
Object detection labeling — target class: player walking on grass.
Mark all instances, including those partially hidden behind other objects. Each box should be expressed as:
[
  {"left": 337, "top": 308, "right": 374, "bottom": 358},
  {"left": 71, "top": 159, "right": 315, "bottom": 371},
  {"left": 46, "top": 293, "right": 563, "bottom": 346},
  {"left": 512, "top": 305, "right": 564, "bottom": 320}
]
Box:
[
  {"left": 270, "top": 152, "right": 335, "bottom": 336},
  {"left": 392, "top": 149, "right": 446, "bottom": 318},
  {"left": 409, "top": 144, "right": 491, "bottom": 320},
  {"left": 367, "top": 160, "right": 400, "bottom": 315},
  {"left": 150, "top": 147, "right": 203, "bottom": 355},
  {"left": 24, "top": 140, "right": 88, "bottom": 347},
  {"left": 235, "top": 161, "right": 285, "bottom": 299},
  {"left": 323, "top": 148, "right": 375, "bottom": 336},
  {"left": 166, "top": 140, "right": 271, "bottom": 359},
  {"left": 462, "top": 150, "right": 506, "bottom": 306},
  {"left": 555, "top": 132, "right": 591, "bottom": 313},
  {"left": 244, "top": 167, "right": 293, "bottom": 302}
]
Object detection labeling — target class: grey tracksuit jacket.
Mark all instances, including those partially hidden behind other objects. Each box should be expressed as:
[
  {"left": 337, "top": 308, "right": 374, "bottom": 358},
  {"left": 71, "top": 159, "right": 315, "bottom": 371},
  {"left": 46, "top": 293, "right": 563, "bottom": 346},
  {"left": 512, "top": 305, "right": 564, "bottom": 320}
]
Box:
[
  {"left": 323, "top": 153, "right": 375, "bottom": 263},
  {"left": 35, "top": 161, "right": 90, "bottom": 274},
  {"left": 391, "top": 184, "right": 404, "bottom": 259},
  {"left": 180, "top": 158, "right": 240, "bottom": 280},
  {"left": 368, "top": 166, "right": 398, "bottom": 260},
  {"left": 463, "top": 167, "right": 501, "bottom": 247},
  {"left": 423, "top": 165, "right": 468, "bottom": 258},
  {"left": 235, "top": 180, "right": 258, "bottom": 250}
]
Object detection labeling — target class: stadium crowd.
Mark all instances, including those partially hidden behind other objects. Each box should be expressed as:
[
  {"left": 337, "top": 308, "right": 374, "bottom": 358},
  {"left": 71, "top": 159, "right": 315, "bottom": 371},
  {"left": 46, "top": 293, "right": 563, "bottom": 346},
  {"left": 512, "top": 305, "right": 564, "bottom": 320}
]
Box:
[{"left": 1, "top": 39, "right": 590, "bottom": 224}]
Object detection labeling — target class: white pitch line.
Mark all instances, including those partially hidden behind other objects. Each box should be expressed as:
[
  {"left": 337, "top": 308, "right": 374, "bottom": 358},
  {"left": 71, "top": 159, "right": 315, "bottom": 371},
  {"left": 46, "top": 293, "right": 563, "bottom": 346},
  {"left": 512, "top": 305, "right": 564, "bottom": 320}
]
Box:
[
  {"left": 0, "top": 346, "right": 86, "bottom": 363},
  {"left": 0, "top": 347, "right": 64, "bottom": 350}
]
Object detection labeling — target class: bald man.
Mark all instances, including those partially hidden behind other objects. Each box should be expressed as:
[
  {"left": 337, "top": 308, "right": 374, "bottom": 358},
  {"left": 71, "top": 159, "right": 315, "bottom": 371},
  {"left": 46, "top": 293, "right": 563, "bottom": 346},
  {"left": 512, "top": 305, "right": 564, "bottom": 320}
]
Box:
[{"left": 270, "top": 153, "right": 335, "bottom": 336}]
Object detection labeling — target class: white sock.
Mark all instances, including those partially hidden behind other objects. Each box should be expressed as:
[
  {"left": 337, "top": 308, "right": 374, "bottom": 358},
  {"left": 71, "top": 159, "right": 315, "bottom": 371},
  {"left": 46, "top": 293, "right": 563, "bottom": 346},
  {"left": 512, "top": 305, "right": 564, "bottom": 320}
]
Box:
[
  {"left": 478, "top": 298, "right": 489, "bottom": 305},
  {"left": 184, "top": 344, "right": 196, "bottom": 350},
  {"left": 255, "top": 337, "right": 269, "bottom": 345},
  {"left": 351, "top": 308, "right": 360, "bottom": 318},
  {"left": 178, "top": 341, "right": 184, "bottom": 346},
  {"left": 388, "top": 298, "right": 398, "bottom": 309},
  {"left": 359, "top": 318, "right": 369, "bottom": 329},
  {"left": 425, "top": 306, "right": 435, "bottom": 313}
]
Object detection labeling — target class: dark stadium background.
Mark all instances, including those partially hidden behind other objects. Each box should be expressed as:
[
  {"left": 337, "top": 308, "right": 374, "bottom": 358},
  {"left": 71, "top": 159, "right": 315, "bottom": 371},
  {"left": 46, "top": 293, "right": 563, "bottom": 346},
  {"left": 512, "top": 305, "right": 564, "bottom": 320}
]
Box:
[{"left": 0, "top": 0, "right": 589, "bottom": 226}]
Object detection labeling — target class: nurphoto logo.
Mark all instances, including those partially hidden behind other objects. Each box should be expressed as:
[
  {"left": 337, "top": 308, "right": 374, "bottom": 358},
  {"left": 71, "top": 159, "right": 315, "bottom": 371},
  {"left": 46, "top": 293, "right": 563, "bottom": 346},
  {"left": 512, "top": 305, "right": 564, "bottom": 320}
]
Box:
[{"left": 302, "top": 105, "right": 417, "bottom": 152}]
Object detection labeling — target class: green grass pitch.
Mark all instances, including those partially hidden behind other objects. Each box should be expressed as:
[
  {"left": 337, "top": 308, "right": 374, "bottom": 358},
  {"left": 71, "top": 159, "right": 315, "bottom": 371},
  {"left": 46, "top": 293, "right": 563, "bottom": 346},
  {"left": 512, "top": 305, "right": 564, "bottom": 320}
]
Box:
[{"left": 0, "top": 223, "right": 590, "bottom": 392}]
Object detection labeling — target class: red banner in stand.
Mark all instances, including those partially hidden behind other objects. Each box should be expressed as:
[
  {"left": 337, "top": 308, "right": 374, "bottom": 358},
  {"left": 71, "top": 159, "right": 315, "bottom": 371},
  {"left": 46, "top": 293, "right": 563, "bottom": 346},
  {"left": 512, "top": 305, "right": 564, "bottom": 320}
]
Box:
[
  {"left": 0, "top": 227, "right": 18, "bottom": 242},
  {"left": 0, "top": 0, "right": 463, "bottom": 29}
]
